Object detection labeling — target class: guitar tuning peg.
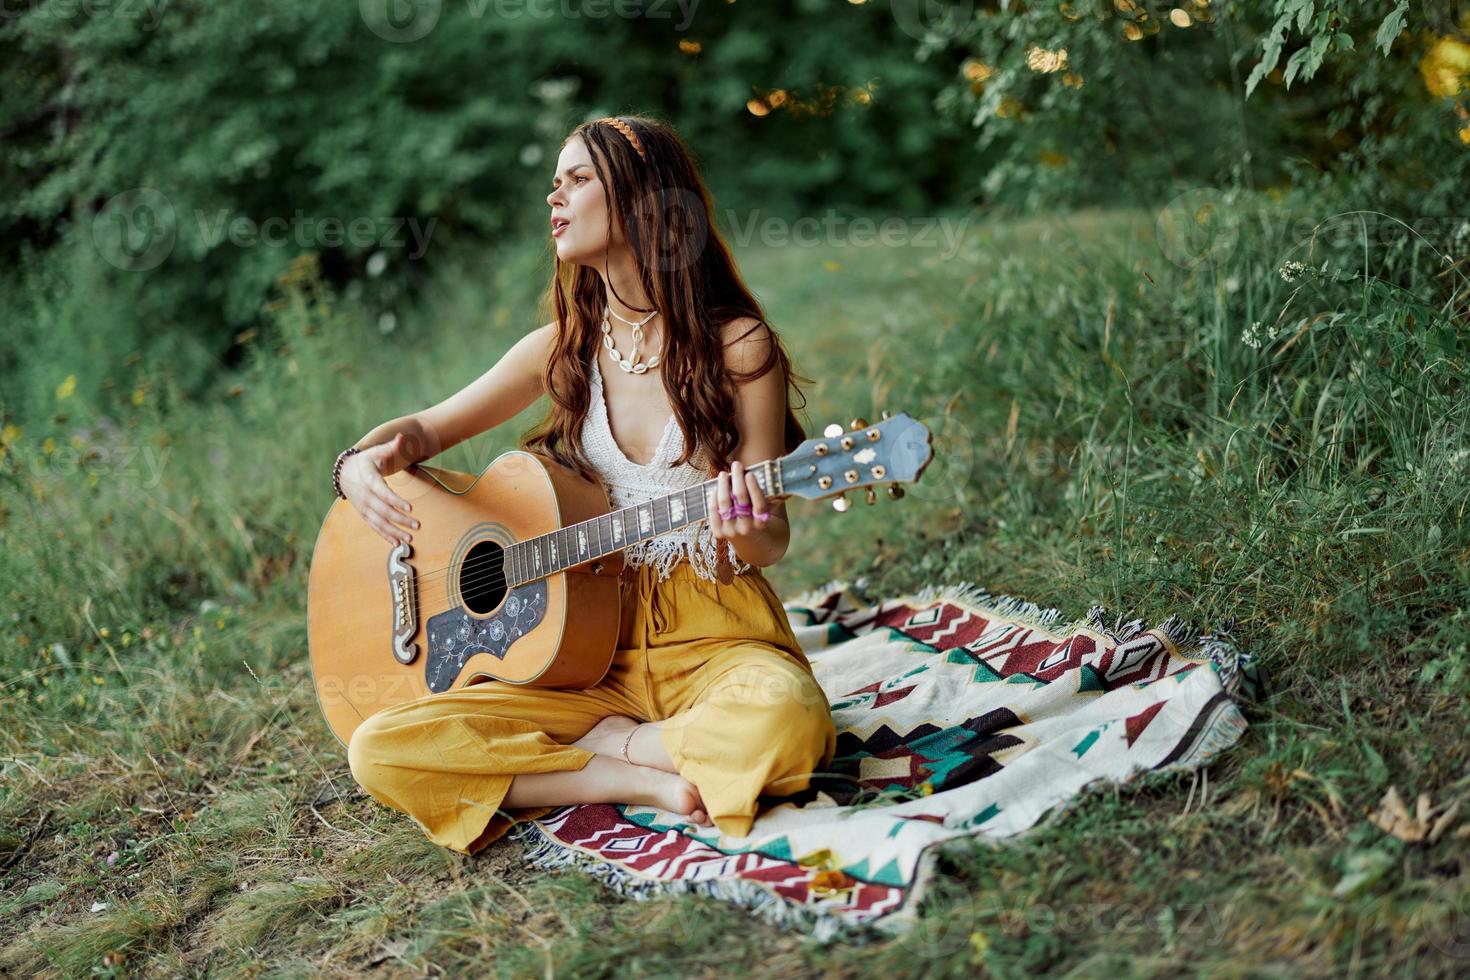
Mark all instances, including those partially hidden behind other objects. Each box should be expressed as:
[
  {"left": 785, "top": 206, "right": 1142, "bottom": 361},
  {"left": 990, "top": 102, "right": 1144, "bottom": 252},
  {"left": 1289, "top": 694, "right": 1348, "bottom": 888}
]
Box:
[
  {"left": 886, "top": 483, "right": 905, "bottom": 500},
  {"left": 864, "top": 487, "right": 877, "bottom": 505},
  {"left": 849, "top": 417, "right": 869, "bottom": 431},
  {"left": 831, "top": 493, "right": 850, "bottom": 512},
  {"left": 823, "top": 423, "right": 845, "bottom": 438}
]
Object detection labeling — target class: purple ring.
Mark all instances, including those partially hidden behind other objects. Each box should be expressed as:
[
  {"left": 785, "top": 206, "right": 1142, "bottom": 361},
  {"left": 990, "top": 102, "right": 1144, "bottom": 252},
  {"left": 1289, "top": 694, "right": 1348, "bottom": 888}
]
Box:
[{"left": 732, "top": 501, "right": 754, "bottom": 517}]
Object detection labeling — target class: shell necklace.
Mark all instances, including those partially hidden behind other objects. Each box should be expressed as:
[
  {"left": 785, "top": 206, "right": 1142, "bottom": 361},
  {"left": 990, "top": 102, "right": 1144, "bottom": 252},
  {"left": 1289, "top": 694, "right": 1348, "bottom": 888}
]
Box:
[{"left": 601, "top": 305, "right": 661, "bottom": 374}]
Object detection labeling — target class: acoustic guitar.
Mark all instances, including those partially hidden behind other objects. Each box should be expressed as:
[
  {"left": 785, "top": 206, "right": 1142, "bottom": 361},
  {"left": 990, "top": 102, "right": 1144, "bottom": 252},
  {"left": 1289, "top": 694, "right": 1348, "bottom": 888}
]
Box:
[{"left": 307, "top": 412, "right": 933, "bottom": 746}]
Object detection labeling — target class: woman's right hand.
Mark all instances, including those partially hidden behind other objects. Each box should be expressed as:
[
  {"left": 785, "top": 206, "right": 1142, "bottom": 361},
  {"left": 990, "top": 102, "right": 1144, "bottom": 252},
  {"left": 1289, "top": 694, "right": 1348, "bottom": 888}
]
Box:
[{"left": 339, "top": 433, "right": 421, "bottom": 547}]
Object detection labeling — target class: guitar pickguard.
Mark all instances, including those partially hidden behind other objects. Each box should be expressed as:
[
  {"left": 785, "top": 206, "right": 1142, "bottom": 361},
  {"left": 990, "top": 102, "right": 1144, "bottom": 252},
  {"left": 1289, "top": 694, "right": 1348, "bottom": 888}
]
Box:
[{"left": 423, "top": 582, "right": 548, "bottom": 693}]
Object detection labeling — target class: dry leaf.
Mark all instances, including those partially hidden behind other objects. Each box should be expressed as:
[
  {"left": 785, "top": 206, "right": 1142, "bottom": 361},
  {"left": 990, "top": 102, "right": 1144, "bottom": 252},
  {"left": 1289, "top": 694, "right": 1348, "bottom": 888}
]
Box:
[
  {"left": 1368, "top": 785, "right": 1462, "bottom": 844},
  {"left": 1430, "top": 801, "right": 1462, "bottom": 843}
]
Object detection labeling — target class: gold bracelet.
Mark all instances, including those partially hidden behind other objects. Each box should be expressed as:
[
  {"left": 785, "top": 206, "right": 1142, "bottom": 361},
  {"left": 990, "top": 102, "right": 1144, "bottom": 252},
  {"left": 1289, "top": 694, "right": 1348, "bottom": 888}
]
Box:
[{"left": 620, "top": 725, "right": 638, "bottom": 766}]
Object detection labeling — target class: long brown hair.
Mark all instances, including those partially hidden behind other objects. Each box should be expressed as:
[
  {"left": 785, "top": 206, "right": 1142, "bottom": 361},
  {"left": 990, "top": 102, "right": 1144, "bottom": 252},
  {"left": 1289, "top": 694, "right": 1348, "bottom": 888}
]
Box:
[{"left": 520, "top": 113, "right": 812, "bottom": 485}]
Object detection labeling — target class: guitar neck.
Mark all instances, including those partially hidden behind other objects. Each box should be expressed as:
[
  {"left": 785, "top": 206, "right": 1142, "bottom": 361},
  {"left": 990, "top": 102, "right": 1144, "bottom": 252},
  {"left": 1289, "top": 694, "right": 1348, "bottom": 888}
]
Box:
[{"left": 503, "top": 459, "right": 785, "bottom": 587}]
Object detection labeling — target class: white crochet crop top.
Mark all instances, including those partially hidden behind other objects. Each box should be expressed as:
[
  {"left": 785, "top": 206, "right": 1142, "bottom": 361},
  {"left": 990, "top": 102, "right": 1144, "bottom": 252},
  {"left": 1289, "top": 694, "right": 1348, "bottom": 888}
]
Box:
[{"left": 581, "top": 354, "right": 754, "bottom": 583}]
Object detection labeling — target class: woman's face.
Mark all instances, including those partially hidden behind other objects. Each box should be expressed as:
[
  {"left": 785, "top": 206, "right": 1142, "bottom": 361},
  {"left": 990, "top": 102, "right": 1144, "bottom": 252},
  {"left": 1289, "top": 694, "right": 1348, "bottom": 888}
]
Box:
[{"left": 546, "top": 136, "right": 617, "bottom": 266}]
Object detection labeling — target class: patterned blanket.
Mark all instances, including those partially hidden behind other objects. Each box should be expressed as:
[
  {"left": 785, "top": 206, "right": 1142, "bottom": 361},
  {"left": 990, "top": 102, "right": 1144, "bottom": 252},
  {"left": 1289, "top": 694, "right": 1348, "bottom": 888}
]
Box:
[{"left": 512, "top": 579, "right": 1265, "bottom": 941}]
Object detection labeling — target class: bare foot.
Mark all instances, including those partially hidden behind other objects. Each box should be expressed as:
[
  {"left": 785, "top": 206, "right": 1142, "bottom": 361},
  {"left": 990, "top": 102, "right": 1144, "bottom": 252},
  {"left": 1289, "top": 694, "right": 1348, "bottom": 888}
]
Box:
[
  {"left": 636, "top": 767, "right": 711, "bottom": 827},
  {"left": 504, "top": 755, "right": 710, "bottom": 827},
  {"left": 573, "top": 715, "right": 641, "bottom": 759}
]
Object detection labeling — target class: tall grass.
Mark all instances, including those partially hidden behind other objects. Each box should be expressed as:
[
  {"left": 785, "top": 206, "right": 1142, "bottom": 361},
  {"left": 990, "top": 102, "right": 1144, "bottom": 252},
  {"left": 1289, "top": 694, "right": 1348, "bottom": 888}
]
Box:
[{"left": 2, "top": 189, "right": 1467, "bottom": 975}]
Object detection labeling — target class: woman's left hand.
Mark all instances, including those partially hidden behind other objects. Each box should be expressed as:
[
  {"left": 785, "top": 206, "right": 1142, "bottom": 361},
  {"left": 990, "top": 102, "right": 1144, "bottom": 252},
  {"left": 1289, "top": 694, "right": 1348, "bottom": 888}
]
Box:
[{"left": 706, "top": 460, "right": 772, "bottom": 545}]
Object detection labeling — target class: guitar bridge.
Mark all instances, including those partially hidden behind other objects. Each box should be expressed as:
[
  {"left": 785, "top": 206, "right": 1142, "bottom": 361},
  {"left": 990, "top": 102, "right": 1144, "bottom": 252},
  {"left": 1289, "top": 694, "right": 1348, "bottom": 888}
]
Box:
[{"left": 388, "top": 542, "right": 419, "bottom": 664}]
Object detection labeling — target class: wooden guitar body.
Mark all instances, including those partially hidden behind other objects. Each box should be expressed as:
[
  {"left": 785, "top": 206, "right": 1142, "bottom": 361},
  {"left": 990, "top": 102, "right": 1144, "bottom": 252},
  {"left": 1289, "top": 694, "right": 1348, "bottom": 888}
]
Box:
[
  {"left": 307, "top": 450, "right": 625, "bottom": 747},
  {"left": 306, "top": 412, "right": 933, "bottom": 750}
]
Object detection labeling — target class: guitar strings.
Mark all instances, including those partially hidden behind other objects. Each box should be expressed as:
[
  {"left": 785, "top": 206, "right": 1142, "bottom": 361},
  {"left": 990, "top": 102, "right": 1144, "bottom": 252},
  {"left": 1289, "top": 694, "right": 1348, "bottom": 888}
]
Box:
[
  {"left": 409, "top": 522, "right": 673, "bottom": 607},
  {"left": 335, "top": 432, "right": 906, "bottom": 622},
  {"left": 403, "top": 485, "right": 722, "bottom": 589},
  {"left": 386, "top": 426, "right": 898, "bottom": 591},
  {"left": 413, "top": 489, "right": 757, "bottom": 601},
  {"left": 428, "top": 488, "right": 794, "bottom": 601},
  {"left": 356, "top": 458, "right": 799, "bottom": 614},
  {"left": 355, "top": 499, "right": 794, "bottom": 631},
  {"left": 398, "top": 477, "right": 786, "bottom": 604},
  {"left": 398, "top": 471, "right": 775, "bottom": 589}
]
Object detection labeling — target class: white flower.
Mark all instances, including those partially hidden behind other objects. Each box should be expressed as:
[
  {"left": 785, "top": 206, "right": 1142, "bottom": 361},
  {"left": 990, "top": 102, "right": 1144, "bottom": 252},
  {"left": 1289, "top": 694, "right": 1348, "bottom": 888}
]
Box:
[{"left": 1279, "top": 260, "right": 1307, "bottom": 283}]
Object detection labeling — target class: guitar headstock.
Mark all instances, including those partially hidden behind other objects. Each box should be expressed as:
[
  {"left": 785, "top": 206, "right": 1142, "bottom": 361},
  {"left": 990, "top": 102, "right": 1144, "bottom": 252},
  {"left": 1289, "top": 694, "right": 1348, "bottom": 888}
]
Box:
[{"left": 777, "top": 412, "right": 933, "bottom": 510}]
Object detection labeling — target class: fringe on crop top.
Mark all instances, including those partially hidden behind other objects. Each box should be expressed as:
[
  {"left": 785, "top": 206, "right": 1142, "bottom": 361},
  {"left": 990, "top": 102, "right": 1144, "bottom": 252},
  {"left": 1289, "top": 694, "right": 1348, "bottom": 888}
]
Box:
[{"left": 580, "top": 355, "right": 754, "bottom": 583}]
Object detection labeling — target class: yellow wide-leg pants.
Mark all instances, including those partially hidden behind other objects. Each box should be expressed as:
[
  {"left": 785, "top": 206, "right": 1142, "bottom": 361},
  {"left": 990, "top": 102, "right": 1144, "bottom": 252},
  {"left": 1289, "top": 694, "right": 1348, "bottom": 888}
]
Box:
[{"left": 346, "top": 559, "right": 837, "bottom": 855}]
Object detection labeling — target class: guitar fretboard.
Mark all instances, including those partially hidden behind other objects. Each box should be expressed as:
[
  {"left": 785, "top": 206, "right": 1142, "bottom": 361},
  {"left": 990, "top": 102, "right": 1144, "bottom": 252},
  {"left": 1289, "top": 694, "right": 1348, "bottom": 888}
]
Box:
[{"left": 500, "top": 459, "right": 783, "bottom": 587}]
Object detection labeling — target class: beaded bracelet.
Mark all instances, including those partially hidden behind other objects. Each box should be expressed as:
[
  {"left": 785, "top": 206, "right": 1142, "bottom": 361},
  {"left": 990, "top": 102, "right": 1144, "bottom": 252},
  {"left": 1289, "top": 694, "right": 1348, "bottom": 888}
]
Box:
[{"left": 332, "top": 446, "right": 362, "bottom": 500}]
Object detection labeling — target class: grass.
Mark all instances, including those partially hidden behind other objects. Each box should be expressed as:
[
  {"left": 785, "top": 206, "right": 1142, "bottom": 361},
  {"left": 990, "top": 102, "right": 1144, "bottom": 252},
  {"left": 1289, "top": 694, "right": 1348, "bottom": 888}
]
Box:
[{"left": 2, "top": 189, "right": 1468, "bottom": 976}]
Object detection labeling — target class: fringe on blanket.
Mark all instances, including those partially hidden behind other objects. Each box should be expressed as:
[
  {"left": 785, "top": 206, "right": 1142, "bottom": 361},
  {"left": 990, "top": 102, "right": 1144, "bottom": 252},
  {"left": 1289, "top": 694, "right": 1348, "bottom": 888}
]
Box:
[
  {"left": 509, "top": 818, "right": 906, "bottom": 945},
  {"left": 510, "top": 579, "right": 1263, "bottom": 940},
  {"left": 786, "top": 578, "right": 1261, "bottom": 699}
]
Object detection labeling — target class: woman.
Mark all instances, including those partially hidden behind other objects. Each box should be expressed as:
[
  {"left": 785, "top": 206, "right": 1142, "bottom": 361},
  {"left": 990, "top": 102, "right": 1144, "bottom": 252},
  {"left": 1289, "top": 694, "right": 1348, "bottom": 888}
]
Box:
[{"left": 335, "top": 114, "right": 838, "bottom": 855}]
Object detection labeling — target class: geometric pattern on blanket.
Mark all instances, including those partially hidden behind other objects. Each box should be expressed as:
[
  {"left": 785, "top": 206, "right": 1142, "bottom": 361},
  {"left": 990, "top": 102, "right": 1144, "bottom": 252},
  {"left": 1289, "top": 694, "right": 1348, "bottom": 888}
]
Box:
[{"left": 512, "top": 578, "right": 1266, "bottom": 942}]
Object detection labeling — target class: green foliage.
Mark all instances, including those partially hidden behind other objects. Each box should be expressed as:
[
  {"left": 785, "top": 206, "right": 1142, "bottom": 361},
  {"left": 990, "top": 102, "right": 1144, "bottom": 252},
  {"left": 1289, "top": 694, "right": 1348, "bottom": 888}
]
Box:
[
  {"left": 7, "top": 1, "right": 1469, "bottom": 432},
  {"left": 0, "top": 1, "right": 969, "bottom": 428},
  {"left": 1244, "top": 0, "right": 1410, "bottom": 93},
  {"left": 923, "top": 2, "right": 1470, "bottom": 219}
]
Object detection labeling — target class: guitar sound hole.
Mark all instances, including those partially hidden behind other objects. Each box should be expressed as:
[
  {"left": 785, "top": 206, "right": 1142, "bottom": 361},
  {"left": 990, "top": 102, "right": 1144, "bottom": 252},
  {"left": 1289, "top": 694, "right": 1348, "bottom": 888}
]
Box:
[{"left": 459, "top": 540, "right": 508, "bottom": 615}]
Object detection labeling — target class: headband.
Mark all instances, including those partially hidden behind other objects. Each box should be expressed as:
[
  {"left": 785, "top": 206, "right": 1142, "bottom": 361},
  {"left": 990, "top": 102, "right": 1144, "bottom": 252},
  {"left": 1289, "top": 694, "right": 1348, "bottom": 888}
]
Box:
[{"left": 598, "top": 117, "right": 647, "bottom": 161}]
